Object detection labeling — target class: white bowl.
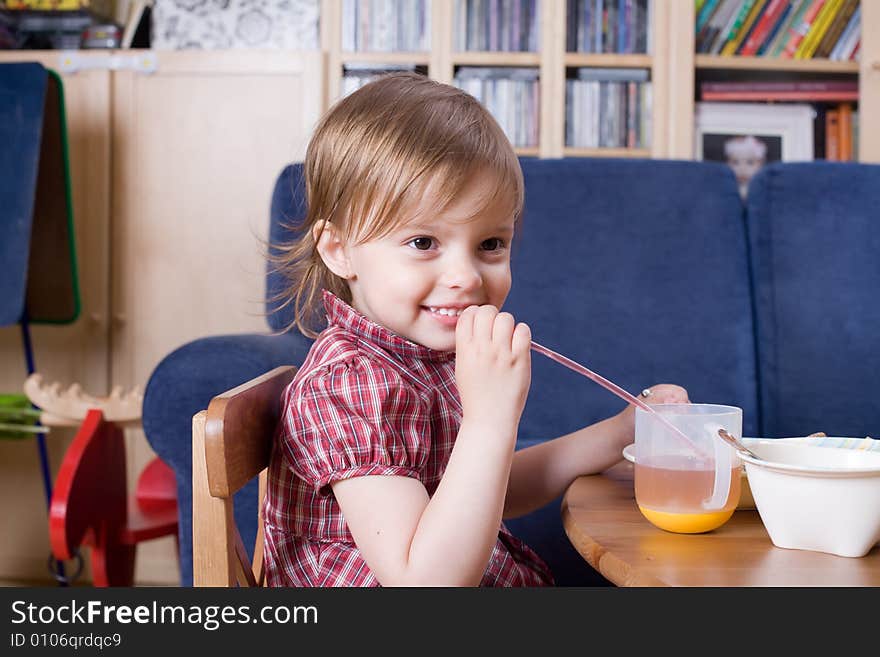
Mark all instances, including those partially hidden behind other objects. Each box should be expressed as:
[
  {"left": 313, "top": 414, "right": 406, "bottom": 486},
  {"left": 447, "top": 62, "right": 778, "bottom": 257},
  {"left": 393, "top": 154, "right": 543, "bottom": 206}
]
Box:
[{"left": 740, "top": 440, "right": 880, "bottom": 558}]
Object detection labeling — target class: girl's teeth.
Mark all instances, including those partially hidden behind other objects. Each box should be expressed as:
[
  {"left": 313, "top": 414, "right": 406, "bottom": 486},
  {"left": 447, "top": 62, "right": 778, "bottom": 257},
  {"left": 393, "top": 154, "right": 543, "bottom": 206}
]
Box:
[{"left": 429, "top": 307, "right": 462, "bottom": 317}]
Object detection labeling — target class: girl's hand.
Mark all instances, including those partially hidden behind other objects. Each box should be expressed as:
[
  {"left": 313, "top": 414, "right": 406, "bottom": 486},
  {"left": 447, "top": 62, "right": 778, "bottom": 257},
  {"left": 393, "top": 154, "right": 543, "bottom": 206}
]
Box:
[
  {"left": 455, "top": 305, "right": 531, "bottom": 431},
  {"left": 615, "top": 383, "right": 690, "bottom": 440},
  {"left": 637, "top": 384, "right": 690, "bottom": 406}
]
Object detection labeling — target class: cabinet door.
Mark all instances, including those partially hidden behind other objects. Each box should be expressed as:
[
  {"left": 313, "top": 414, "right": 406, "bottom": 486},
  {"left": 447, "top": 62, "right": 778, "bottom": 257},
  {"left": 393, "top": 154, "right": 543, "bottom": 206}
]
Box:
[
  {"left": 860, "top": 2, "right": 879, "bottom": 162},
  {"left": 0, "top": 52, "right": 111, "bottom": 583},
  {"left": 110, "top": 51, "right": 322, "bottom": 582}
]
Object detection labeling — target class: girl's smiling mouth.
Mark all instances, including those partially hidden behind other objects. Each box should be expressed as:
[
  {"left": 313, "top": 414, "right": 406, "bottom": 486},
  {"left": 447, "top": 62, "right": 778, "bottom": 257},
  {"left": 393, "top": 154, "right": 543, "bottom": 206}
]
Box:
[{"left": 423, "top": 305, "right": 467, "bottom": 326}]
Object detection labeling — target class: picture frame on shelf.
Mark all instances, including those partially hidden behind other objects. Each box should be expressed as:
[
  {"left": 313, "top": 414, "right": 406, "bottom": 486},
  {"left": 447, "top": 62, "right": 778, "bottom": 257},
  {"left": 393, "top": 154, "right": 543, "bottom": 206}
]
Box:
[{"left": 695, "top": 102, "right": 815, "bottom": 199}]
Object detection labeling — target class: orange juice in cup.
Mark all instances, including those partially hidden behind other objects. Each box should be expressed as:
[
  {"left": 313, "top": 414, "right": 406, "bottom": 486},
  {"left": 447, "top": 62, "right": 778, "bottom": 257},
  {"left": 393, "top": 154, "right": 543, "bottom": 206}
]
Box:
[{"left": 634, "top": 404, "right": 743, "bottom": 533}]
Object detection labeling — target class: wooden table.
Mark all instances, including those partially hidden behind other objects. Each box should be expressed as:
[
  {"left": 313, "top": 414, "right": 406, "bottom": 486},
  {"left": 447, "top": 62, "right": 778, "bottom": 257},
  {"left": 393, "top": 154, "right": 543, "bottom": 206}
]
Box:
[{"left": 561, "top": 461, "right": 880, "bottom": 586}]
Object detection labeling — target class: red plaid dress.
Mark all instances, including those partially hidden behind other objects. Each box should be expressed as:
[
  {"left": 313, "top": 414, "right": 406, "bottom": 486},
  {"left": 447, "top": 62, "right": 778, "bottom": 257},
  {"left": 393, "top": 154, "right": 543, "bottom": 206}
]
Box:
[{"left": 263, "top": 290, "right": 553, "bottom": 587}]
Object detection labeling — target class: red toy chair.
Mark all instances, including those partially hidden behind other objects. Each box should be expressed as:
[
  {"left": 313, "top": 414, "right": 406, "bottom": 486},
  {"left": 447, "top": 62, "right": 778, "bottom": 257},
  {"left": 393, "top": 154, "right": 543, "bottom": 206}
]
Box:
[{"left": 49, "top": 409, "right": 179, "bottom": 586}]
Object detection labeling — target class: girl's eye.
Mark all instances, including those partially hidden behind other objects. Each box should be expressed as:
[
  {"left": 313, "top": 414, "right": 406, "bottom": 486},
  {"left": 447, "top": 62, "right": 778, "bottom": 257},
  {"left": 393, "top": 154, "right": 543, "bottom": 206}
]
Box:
[
  {"left": 480, "top": 238, "right": 505, "bottom": 251},
  {"left": 408, "top": 237, "right": 434, "bottom": 251}
]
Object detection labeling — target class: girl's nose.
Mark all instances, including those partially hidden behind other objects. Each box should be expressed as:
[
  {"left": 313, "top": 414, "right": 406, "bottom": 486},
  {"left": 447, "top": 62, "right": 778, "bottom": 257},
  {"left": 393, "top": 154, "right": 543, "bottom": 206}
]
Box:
[{"left": 441, "top": 254, "right": 482, "bottom": 290}]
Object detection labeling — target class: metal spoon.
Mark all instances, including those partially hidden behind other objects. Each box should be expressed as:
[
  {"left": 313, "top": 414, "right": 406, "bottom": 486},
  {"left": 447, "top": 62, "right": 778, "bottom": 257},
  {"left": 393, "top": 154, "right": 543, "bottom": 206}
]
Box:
[{"left": 717, "top": 428, "right": 762, "bottom": 460}]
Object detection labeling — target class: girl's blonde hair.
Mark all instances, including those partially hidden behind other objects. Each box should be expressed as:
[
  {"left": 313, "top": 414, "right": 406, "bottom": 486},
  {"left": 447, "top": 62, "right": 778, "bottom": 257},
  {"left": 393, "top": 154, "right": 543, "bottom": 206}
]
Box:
[{"left": 271, "top": 71, "right": 524, "bottom": 338}]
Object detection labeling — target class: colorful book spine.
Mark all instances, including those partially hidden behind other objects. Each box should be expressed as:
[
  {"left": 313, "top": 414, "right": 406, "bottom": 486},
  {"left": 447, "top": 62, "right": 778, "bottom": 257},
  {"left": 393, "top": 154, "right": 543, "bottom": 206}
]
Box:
[
  {"left": 709, "top": 0, "right": 748, "bottom": 54},
  {"left": 794, "top": 0, "right": 838, "bottom": 57},
  {"left": 781, "top": 0, "right": 826, "bottom": 58},
  {"left": 757, "top": 1, "right": 795, "bottom": 55},
  {"left": 740, "top": 0, "right": 788, "bottom": 55},
  {"left": 718, "top": 0, "right": 758, "bottom": 54},
  {"left": 701, "top": 79, "right": 858, "bottom": 101},
  {"left": 698, "top": 0, "right": 739, "bottom": 53},
  {"left": 799, "top": 0, "right": 845, "bottom": 58},
  {"left": 702, "top": 89, "right": 858, "bottom": 100},
  {"left": 813, "top": 0, "right": 858, "bottom": 58},
  {"left": 838, "top": 103, "right": 853, "bottom": 161},
  {"left": 825, "top": 108, "right": 840, "bottom": 160},
  {"left": 723, "top": 0, "right": 768, "bottom": 55},
  {"left": 829, "top": 4, "right": 860, "bottom": 59},
  {"left": 696, "top": 0, "right": 723, "bottom": 33},
  {"left": 766, "top": 0, "right": 808, "bottom": 56}
]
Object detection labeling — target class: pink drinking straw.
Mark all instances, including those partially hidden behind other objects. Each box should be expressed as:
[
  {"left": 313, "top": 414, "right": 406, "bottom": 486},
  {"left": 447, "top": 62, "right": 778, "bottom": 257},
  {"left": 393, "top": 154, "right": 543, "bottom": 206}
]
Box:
[{"left": 529, "top": 341, "right": 703, "bottom": 454}]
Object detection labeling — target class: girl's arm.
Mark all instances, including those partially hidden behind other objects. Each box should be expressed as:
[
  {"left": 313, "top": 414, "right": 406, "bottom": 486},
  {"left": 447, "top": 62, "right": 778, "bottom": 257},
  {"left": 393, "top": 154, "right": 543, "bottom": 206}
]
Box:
[
  {"left": 332, "top": 305, "right": 531, "bottom": 586},
  {"left": 503, "top": 384, "right": 689, "bottom": 519},
  {"left": 332, "top": 414, "right": 517, "bottom": 586}
]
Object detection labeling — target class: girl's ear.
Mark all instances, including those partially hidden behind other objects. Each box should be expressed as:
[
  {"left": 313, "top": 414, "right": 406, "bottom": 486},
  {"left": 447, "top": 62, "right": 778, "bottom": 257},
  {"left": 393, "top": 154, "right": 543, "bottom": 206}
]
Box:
[{"left": 313, "top": 220, "right": 354, "bottom": 280}]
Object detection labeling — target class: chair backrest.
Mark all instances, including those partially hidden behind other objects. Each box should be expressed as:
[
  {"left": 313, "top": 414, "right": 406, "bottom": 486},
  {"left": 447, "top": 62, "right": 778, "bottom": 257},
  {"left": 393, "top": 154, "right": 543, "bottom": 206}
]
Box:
[{"left": 192, "top": 366, "right": 297, "bottom": 587}]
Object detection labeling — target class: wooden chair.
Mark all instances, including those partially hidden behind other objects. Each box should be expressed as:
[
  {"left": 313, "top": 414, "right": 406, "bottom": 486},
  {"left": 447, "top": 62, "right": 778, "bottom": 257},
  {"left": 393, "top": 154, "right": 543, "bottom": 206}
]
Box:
[
  {"left": 191, "top": 366, "right": 297, "bottom": 587},
  {"left": 49, "top": 409, "right": 179, "bottom": 586}
]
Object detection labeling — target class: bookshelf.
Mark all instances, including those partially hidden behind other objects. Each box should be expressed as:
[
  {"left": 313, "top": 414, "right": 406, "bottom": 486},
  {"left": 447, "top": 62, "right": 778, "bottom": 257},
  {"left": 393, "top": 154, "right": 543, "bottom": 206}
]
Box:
[
  {"left": 322, "top": 1, "right": 878, "bottom": 162},
  {"left": 321, "top": 0, "right": 681, "bottom": 159},
  {"left": 687, "top": 1, "right": 878, "bottom": 163}
]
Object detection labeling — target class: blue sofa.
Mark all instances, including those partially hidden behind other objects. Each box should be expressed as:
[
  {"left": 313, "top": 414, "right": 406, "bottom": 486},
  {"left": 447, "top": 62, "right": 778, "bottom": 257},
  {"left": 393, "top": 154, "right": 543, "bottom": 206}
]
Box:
[{"left": 143, "top": 158, "right": 880, "bottom": 586}]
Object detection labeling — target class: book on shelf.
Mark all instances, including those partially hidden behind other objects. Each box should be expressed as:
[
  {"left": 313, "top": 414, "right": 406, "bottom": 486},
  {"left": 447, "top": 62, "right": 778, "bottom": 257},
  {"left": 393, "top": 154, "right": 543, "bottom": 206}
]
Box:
[
  {"left": 341, "top": 62, "right": 420, "bottom": 96},
  {"left": 813, "top": 0, "right": 858, "bottom": 58},
  {"left": 756, "top": 0, "right": 796, "bottom": 55},
  {"left": 456, "top": 0, "right": 538, "bottom": 52},
  {"left": 765, "top": 0, "right": 809, "bottom": 57},
  {"left": 739, "top": 0, "right": 788, "bottom": 56},
  {"left": 696, "top": 0, "right": 723, "bottom": 33},
  {"left": 796, "top": 0, "right": 844, "bottom": 58},
  {"left": 710, "top": 0, "right": 756, "bottom": 55},
  {"left": 342, "top": 0, "right": 429, "bottom": 52},
  {"left": 712, "top": 0, "right": 754, "bottom": 54},
  {"left": 829, "top": 4, "right": 860, "bottom": 60},
  {"left": 825, "top": 107, "right": 840, "bottom": 159},
  {"left": 576, "top": 66, "right": 650, "bottom": 81},
  {"left": 566, "top": 67, "right": 651, "bottom": 149},
  {"left": 453, "top": 67, "right": 540, "bottom": 147},
  {"left": 720, "top": 0, "right": 766, "bottom": 55},
  {"left": 567, "top": 0, "right": 650, "bottom": 54},
  {"left": 698, "top": 0, "right": 861, "bottom": 60},
  {"left": 780, "top": 0, "right": 827, "bottom": 58},
  {"left": 700, "top": 79, "right": 858, "bottom": 101},
  {"left": 697, "top": 0, "right": 740, "bottom": 53},
  {"left": 837, "top": 102, "right": 853, "bottom": 160},
  {"left": 819, "top": 102, "right": 857, "bottom": 161}
]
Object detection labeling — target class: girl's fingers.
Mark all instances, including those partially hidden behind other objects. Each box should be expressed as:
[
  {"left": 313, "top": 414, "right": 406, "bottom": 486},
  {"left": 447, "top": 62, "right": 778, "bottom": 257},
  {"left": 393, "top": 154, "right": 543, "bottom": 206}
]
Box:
[
  {"left": 456, "top": 305, "right": 479, "bottom": 343},
  {"left": 511, "top": 322, "right": 532, "bottom": 355},
  {"left": 492, "top": 311, "right": 516, "bottom": 345},
  {"left": 471, "top": 304, "right": 498, "bottom": 341}
]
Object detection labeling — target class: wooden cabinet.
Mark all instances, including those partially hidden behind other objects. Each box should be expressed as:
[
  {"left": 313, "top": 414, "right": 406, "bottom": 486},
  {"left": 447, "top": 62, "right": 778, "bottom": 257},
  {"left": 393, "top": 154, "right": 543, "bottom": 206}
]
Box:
[
  {"left": 0, "top": 50, "right": 322, "bottom": 584},
  {"left": 0, "top": 52, "right": 111, "bottom": 584}
]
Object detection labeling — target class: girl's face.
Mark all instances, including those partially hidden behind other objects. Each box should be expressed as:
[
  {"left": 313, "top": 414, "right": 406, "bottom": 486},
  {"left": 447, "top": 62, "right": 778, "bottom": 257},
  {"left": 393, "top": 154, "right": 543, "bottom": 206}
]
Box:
[{"left": 344, "top": 170, "right": 516, "bottom": 351}]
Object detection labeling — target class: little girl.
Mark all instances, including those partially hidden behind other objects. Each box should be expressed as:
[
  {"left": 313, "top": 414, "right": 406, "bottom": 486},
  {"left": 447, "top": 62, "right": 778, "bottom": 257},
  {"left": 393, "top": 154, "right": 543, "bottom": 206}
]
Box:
[{"left": 263, "top": 72, "right": 687, "bottom": 586}]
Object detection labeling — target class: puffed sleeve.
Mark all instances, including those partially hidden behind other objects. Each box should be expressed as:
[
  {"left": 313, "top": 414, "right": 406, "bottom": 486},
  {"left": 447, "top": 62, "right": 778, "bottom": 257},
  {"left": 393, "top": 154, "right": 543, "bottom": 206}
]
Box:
[{"left": 279, "top": 356, "right": 431, "bottom": 494}]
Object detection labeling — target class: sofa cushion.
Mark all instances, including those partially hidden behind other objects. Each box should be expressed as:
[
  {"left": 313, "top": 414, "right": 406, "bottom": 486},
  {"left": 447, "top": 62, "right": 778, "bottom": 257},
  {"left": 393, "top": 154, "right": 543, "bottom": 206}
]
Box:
[
  {"left": 508, "top": 158, "right": 758, "bottom": 439},
  {"left": 746, "top": 162, "right": 880, "bottom": 438}
]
